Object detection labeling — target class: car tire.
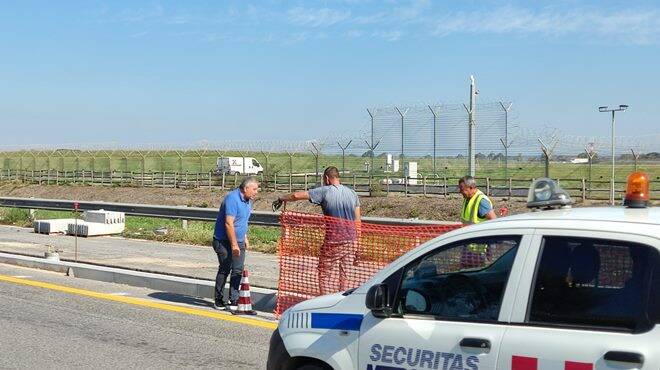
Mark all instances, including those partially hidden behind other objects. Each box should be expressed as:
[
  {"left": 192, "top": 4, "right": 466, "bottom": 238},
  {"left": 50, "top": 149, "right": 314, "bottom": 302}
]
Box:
[{"left": 296, "top": 365, "right": 327, "bottom": 370}]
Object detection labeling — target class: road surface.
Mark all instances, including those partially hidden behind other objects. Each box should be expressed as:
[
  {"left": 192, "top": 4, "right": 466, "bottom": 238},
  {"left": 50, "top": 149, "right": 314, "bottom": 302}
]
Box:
[{"left": 0, "top": 263, "right": 275, "bottom": 369}]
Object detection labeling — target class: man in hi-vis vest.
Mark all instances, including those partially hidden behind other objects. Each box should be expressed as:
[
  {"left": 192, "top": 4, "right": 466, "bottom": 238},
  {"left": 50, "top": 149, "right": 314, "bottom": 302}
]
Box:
[
  {"left": 458, "top": 176, "right": 498, "bottom": 268},
  {"left": 458, "top": 175, "right": 497, "bottom": 225}
]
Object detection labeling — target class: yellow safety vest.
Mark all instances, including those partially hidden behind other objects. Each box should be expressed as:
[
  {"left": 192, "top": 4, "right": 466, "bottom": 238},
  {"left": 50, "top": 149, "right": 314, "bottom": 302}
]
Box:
[{"left": 461, "top": 189, "right": 492, "bottom": 225}]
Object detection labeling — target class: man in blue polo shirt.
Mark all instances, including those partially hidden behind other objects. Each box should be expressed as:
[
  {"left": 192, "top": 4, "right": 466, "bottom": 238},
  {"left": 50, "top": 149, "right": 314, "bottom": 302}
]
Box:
[{"left": 213, "top": 176, "right": 259, "bottom": 310}]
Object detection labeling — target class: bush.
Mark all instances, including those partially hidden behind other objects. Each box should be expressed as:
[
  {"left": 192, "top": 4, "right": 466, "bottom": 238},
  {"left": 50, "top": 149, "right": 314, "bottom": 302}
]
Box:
[{"left": 0, "top": 208, "right": 31, "bottom": 226}]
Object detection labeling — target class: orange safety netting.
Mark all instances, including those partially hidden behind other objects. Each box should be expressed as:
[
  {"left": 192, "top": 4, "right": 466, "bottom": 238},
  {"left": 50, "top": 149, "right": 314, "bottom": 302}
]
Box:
[{"left": 275, "top": 210, "right": 462, "bottom": 315}]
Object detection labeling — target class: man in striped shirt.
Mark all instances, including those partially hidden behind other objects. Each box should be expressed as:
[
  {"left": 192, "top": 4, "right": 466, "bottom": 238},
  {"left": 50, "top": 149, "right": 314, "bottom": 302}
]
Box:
[{"left": 274, "top": 166, "right": 361, "bottom": 294}]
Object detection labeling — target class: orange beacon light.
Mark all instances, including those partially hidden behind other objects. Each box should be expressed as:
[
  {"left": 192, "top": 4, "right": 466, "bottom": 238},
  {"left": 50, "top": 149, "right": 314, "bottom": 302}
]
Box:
[{"left": 623, "top": 171, "right": 650, "bottom": 208}]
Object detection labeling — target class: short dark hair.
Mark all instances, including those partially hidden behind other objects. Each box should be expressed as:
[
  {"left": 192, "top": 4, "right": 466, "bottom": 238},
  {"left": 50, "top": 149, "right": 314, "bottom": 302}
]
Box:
[
  {"left": 323, "top": 166, "right": 340, "bottom": 179},
  {"left": 458, "top": 175, "right": 477, "bottom": 187}
]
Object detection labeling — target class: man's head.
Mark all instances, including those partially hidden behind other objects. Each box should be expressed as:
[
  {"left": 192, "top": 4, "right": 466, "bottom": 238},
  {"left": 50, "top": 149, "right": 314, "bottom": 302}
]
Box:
[
  {"left": 239, "top": 176, "right": 259, "bottom": 200},
  {"left": 322, "top": 166, "right": 341, "bottom": 186},
  {"left": 458, "top": 176, "right": 478, "bottom": 199}
]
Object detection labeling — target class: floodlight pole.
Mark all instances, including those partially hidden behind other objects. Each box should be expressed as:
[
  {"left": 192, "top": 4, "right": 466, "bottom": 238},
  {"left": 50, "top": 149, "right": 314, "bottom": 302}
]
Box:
[
  {"left": 395, "top": 107, "right": 408, "bottom": 175},
  {"left": 499, "top": 102, "right": 512, "bottom": 179},
  {"left": 428, "top": 105, "right": 440, "bottom": 177},
  {"left": 463, "top": 75, "right": 477, "bottom": 177},
  {"left": 598, "top": 105, "right": 628, "bottom": 205}
]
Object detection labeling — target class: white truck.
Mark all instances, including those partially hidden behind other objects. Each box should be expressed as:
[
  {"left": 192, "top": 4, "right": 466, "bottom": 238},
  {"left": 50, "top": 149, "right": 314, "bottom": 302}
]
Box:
[
  {"left": 267, "top": 172, "right": 659, "bottom": 370},
  {"left": 215, "top": 156, "right": 264, "bottom": 175}
]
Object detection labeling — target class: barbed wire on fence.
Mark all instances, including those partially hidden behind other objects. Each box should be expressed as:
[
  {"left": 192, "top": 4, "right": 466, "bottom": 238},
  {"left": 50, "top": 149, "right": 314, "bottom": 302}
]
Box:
[{"left": 1, "top": 100, "right": 658, "bottom": 181}]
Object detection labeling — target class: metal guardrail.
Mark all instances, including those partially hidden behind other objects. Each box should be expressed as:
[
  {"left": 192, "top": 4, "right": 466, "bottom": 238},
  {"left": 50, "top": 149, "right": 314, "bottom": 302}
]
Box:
[{"left": 0, "top": 197, "right": 456, "bottom": 227}]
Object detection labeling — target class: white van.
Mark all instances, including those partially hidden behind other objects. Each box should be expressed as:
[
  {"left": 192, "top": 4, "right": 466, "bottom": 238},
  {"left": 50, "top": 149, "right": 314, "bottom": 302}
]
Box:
[
  {"left": 267, "top": 176, "right": 659, "bottom": 370},
  {"left": 215, "top": 157, "right": 263, "bottom": 175}
]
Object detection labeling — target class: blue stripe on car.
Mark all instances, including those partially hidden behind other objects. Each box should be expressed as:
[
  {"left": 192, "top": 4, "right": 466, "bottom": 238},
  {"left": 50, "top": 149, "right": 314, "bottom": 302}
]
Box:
[{"left": 310, "top": 313, "right": 363, "bottom": 331}]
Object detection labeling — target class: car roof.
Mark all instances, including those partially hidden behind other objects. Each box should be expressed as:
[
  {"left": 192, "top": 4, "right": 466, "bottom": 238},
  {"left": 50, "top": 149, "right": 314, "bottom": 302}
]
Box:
[
  {"left": 446, "top": 206, "right": 660, "bottom": 240},
  {"left": 497, "top": 206, "right": 660, "bottom": 225}
]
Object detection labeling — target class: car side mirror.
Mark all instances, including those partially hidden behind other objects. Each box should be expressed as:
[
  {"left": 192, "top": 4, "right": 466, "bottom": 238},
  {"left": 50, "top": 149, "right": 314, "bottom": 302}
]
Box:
[{"left": 365, "top": 283, "right": 391, "bottom": 318}]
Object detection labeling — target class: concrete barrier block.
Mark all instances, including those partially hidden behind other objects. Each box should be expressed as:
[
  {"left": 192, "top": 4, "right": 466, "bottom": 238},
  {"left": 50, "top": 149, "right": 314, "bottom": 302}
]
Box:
[
  {"left": 84, "top": 209, "right": 125, "bottom": 224},
  {"left": 33, "top": 219, "right": 77, "bottom": 234},
  {"left": 67, "top": 221, "right": 125, "bottom": 236}
]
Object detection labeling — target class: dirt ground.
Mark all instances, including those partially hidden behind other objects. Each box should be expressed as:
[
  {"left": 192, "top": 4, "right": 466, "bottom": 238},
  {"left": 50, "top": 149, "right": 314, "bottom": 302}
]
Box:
[{"left": 0, "top": 183, "right": 620, "bottom": 222}]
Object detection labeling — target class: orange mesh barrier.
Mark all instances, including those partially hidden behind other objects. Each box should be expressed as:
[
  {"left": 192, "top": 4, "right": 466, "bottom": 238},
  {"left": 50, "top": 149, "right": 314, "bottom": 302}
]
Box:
[{"left": 275, "top": 210, "right": 462, "bottom": 315}]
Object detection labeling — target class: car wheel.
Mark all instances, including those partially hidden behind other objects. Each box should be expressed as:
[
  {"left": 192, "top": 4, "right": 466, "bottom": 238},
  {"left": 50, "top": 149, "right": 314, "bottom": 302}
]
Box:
[{"left": 296, "top": 365, "right": 327, "bottom": 370}]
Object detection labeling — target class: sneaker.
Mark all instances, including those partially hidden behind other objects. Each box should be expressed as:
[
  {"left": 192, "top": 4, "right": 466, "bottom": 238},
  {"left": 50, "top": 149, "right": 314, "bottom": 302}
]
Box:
[
  {"left": 213, "top": 301, "right": 227, "bottom": 310},
  {"left": 228, "top": 301, "right": 238, "bottom": 311}
]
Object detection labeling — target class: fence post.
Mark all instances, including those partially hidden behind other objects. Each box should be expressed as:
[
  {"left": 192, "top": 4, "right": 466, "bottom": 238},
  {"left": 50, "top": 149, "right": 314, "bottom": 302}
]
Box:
[
  {"left": 353, "top": 173, "right": 356, "bottom": 190},
  {"left": 386, "top": 173, "right": 390, "bottom": 195},
  {"left": 234, "top": 173, "right": 238, "bottom": 188},
  {"left": 486, "top": 177, "right": 491, "bottom": 196},
  {"left": 288, "top": 172, "right": 292, "bottom": 192},
  {"left": 162, "top": 172, "right": 165, "bottom": 189},
  {"left": 221, "top": 172, "right": 225, "bottom": 190},
  {"left": 404, "top": 176, "right": 409, "bottom": 196},
  {"left": 508, "top": 178, "right": 512, "bottom": 197},
  {"left": 443, "top": 176, "right": 448, "bottom": 197},
  {"left": 581, "top": 178, "right": 586, "bottom": 202},
  {"left": 304, "top": 174, "right": 308, "bottom": 190},
  {"left": 208, "top": 171, "right": 212, "bottom": 188},
  {"left": 423, "top": 175, "right": 427, "bottom": 196},
  {"left": 182, "top": 206, "right": 188, "bottom": 230}
]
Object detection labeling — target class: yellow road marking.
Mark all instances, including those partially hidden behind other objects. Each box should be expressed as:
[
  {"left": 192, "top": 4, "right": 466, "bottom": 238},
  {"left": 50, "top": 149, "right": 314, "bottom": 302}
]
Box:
[{"left": 0, "top": 274, "right": 278, "bottom": 330}]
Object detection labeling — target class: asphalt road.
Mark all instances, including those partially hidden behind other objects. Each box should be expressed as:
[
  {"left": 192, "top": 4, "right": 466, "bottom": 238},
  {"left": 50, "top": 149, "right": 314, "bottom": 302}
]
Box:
[
  {"left": 0, "top": 263, "right": 275, "bottom": 369},
  {"left": 0, "top": 225, "right": 279, "bottom": 289}
]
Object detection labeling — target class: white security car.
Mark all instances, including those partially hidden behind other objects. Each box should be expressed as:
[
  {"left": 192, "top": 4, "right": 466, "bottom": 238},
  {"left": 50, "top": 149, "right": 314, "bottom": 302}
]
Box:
[{"left": 268, "top": 175, "right": 658, "bottom": 370}]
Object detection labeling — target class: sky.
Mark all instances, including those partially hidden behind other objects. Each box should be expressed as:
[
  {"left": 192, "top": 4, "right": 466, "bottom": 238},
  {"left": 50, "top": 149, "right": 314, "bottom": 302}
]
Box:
[{"left": 1, "top": 0, "right": 659, "bottom": 150}]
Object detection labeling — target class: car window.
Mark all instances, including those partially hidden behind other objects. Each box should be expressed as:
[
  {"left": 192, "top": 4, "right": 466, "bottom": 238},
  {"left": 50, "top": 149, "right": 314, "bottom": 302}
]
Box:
[
  {"left": 395, "top": 235, "right": 521, "bottom": 321},
  {"left": 528, "top": 236, "right": 660, "bottom": 332},
  {"left": 252, "top": 159, "right": 260, "bottom": 167}
]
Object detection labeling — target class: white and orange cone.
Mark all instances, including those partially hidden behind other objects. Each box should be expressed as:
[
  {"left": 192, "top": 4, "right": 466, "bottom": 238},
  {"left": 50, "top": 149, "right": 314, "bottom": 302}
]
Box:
[{"left": 232, "top": 269, "right": 257, "bottom": 315}]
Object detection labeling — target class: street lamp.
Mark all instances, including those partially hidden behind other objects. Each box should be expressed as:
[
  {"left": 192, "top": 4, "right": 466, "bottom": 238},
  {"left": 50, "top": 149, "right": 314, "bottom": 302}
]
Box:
[{"left": 598, "top": 104, "right": 628, "bottom": 205}]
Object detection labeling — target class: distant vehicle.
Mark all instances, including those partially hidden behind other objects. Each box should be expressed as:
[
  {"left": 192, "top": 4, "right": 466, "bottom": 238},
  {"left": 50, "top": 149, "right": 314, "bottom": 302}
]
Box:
[
  {"left": 571, "top": 158, "right": 589, "bottom": 164},
  {"left": 214, "top": 157, "right": 263, "bottom": 175}
]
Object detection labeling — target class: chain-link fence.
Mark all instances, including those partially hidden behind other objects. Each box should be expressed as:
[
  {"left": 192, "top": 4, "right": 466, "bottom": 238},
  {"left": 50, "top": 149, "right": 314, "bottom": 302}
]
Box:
[{"left": 0, "top": 102, "right": 658, "bottom": 199}]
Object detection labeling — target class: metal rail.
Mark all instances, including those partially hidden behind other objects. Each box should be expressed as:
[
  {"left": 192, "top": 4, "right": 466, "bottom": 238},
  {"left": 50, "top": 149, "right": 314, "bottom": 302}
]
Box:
[{"left": 0, "top": 197, "right": 455, "bottom": 227}]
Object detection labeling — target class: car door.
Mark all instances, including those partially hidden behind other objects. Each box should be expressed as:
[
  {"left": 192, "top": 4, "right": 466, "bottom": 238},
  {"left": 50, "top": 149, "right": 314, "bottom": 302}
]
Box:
[
  {"left": 359, "top": 232, "right": 533, "bottom": 370},
  {"left": 499, "top": 230, "right": 660, "bottom": 370}
]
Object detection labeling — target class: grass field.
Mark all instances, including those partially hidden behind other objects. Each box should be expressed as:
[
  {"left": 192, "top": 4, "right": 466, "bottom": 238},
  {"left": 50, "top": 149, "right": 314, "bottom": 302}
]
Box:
[
  {"left": 1, "top": 150, "right": 658, "bottom": 182},
  {"left": 0, "top": 207, "right": 281, "bottom": 254}
]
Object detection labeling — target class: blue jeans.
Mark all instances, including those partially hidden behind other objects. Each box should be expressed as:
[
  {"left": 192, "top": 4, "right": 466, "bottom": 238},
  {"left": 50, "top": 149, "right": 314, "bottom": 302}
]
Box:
[{"left": 213, "top": 238, "right": 246, "bottom": 304}]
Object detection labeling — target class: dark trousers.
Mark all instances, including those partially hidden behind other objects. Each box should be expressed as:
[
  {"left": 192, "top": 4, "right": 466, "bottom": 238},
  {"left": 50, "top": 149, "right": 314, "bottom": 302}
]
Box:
[{"left": 212, "top": 238, "right": 246, "bottom": 304}]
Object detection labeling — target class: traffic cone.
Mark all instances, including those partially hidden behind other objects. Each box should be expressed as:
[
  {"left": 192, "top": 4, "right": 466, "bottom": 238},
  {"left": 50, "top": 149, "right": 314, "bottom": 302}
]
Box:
[{"left": 232, "top": 269, "right": 257, "bottom": 315}]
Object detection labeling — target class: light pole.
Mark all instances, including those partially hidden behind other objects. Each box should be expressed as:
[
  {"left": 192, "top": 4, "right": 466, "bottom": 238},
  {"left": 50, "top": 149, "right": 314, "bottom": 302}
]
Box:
[
  {"left": 598, "top": 104, "right": 628, "bottom": 205},
  {"left": 499, "top": 101, "right": 512, "bottom": 179}
]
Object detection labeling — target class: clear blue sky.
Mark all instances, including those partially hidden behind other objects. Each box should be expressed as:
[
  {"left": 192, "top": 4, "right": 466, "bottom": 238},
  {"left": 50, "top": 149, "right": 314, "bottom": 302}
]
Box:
[{"left": 1, "top": 0, "right": 659, "bottom": 148}]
